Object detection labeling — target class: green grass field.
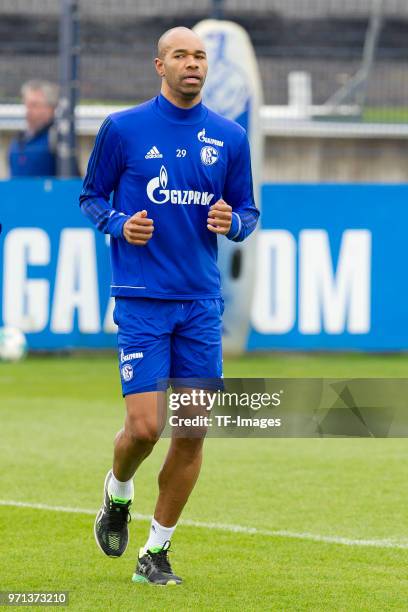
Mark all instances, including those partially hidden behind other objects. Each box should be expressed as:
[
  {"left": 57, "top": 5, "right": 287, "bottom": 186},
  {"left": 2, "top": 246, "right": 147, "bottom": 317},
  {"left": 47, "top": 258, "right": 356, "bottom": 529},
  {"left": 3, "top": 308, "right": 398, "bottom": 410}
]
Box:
[
  {"left": 363, "top": 107, "right": 408, "bottom": 124},
  {"left": 1, "top": 353, "right": 408, "bottom": 611}
]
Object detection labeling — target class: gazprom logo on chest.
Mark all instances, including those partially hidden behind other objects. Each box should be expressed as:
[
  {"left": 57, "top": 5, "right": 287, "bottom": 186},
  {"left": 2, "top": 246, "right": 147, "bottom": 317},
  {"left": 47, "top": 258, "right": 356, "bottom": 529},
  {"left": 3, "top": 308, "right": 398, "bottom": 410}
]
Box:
[
  {"left": 198, "top": 128, "right": 224, "bottom": 147},
  {"left": 146, "top": 165, "right": 214, "bottom": 206}
]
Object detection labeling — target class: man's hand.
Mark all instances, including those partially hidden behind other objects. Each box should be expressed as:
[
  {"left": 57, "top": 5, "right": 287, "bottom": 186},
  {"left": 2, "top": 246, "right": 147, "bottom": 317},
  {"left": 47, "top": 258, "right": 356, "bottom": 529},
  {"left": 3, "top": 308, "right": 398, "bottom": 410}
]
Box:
[
  {"left": 207, "top": 199, "right": 232, "bottom": 235},
  {"left": 123, "top": 210, "right": 154, "bottom": 245}
]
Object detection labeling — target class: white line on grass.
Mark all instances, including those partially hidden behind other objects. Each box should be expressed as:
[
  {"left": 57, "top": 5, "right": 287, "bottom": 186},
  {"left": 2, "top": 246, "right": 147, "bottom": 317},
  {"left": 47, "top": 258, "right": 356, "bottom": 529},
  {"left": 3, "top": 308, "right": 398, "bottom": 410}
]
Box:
[{"left": 1, "top": 499, "right": 408, "bottom": 550}]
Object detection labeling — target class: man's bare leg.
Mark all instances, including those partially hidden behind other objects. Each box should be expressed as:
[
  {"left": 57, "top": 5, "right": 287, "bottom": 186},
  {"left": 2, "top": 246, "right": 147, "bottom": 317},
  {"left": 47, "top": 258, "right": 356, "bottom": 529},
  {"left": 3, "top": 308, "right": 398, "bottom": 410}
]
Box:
[
  {"left": 150, "top": 387, "right": 210, "bottom": 527},
  {"left": 134, "top": 388, "right": 210, "bottom": 585},
  {"left": 113, "top": 391, "right": 167, "bottom": 481},
  {"left": 153, "top": 436, "right": 204, "bottom": 526},
  {"left": 94, "top": 390, "right": 166, "bottom": 558}
]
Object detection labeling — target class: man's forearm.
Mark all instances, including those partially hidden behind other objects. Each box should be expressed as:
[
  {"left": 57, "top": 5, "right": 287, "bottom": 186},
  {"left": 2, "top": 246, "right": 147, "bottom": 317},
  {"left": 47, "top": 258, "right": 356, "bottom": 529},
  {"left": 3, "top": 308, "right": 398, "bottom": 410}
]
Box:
[
  {"left": 226, "top": 209, "right": 259, "bottom": 242},
  {"left": 79, "top": 195, "right": 129, "bottom": 238}
]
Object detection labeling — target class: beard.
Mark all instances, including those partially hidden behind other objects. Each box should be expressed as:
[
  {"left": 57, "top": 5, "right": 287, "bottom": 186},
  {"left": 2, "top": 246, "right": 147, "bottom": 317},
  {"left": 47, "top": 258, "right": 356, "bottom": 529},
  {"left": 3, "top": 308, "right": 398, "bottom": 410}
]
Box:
[
  {"left": 165, "top": 73, "right": 205, "bottom": 100},
  {"left": 179, "top": 87, "right": 201, "bottom": 99}
]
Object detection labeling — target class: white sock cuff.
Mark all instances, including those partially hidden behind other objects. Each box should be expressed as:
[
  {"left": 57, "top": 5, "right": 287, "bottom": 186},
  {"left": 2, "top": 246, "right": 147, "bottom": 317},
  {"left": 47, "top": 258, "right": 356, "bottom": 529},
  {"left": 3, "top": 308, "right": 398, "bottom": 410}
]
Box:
[
  {"left": 152, "top": 517, "right": 176, "bottom": 534},
  {"left": 108, "top": 471, "right": 134, "bottom": 501},
  {"left": 144, "top": 517, "right": 177, "bottom": 551}
]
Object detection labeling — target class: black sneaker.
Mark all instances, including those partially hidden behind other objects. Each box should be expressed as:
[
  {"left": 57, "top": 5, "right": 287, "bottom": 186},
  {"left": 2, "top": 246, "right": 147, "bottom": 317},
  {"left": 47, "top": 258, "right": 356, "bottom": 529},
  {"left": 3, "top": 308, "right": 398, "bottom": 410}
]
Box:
[
  {"left": 94, "top": 470, "right": 132, "bottom": 557},
  {"left": 132, "top": 541, "right": 182, "bottom": 585}
]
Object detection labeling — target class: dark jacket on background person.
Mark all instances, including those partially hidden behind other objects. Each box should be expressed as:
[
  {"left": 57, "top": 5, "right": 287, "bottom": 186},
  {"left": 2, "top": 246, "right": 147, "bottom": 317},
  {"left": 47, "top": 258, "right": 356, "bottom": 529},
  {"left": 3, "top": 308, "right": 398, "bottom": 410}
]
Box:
[{"left": 8, "top": 121, "right": 57, "bottom": 177}]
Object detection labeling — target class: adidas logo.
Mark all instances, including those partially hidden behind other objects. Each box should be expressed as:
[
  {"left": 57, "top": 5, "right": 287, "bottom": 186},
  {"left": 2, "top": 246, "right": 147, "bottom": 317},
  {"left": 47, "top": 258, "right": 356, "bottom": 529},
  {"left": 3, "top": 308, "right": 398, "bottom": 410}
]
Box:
[{"left": 145, "top": 146, "right": 163, "bottom": 159}]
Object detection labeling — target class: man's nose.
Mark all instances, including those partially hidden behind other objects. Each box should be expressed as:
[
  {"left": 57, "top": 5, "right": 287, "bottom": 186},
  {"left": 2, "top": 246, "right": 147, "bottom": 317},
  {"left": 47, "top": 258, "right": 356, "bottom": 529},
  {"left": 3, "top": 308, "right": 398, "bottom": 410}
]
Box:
[{"left": 186, "top": 55, "right": 199, "bottom": 69}]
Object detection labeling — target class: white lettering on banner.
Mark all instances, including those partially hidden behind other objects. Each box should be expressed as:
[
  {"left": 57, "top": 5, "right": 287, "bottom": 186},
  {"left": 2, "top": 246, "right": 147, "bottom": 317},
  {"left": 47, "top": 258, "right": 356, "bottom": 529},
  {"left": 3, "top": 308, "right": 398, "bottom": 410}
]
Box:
[
  {"left": 251, "top": 230, "right": 296, "bottom": 334},
  {"left": 251, "top": 229, "right": 372, "bottom": 335},
  {"left": 1, "top": 226, "right": 372, "bottom": 340},
  {"left": 51, "top": 229, "right": 100, "bottom": 333},
  {"left": 299, "top": 230, "right": 371, "bottom": 334},
  {"left": 3, "top": 228, "right": 50, "bottom": 332}
]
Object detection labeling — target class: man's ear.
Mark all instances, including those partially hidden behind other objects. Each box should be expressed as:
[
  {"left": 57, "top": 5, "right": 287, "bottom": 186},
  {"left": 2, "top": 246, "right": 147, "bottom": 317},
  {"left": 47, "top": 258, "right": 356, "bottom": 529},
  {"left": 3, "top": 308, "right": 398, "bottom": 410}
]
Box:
[{"left": 154, "top": 58, "right": 165, "bottom": 78}]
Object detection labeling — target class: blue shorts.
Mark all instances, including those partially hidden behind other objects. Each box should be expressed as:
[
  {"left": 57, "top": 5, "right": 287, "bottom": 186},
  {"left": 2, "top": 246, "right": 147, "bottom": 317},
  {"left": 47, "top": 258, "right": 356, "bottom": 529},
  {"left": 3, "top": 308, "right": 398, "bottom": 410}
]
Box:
[{"left": 113, "top": 297, "right": 224, "bottom": 396}]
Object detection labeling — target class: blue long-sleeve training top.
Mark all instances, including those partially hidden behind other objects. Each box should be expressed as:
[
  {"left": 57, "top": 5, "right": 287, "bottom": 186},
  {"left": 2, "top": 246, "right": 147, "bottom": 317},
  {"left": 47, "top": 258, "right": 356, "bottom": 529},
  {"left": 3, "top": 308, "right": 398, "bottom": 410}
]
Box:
[{"left": 80, "top": 93, "right": 259, "bottom": 299}]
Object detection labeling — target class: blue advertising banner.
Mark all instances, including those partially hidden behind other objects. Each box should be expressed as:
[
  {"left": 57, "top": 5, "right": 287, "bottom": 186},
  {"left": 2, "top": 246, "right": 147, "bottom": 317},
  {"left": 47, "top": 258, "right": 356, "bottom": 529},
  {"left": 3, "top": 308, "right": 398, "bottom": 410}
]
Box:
[
  {"left": 0, "top": 179, "right": 115, "bottom": 349},
  {"left": 249, "top": 183, "right": 407, "bottom": 351},
  {"left": 0, "top": 180, "right": 407, "bottom": 351}
]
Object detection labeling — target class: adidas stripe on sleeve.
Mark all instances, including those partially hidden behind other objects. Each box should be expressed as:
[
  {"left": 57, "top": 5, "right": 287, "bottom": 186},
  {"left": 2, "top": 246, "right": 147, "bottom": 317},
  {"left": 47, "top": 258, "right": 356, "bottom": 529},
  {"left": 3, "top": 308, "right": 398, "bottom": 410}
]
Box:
[
  {"left": 79, "top": 116, "right": 130, "bottom": 239},
  {"left": 224, "top": 131, "right": 259, "bottom": 243}
]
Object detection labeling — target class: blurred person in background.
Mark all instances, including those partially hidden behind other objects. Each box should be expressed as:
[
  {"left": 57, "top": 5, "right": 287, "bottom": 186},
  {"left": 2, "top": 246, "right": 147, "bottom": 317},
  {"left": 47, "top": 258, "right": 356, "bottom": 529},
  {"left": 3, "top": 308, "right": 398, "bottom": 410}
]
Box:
[{"left": 8, "top": 80, "right": 59, "bottom": 177}]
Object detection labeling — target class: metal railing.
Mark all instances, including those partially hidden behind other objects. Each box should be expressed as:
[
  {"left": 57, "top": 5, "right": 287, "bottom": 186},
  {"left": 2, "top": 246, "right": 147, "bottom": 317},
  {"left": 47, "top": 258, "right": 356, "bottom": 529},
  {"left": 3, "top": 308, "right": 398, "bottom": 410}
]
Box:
[{"left": 0, "top": 1, "right": 407, "bottom": 116}]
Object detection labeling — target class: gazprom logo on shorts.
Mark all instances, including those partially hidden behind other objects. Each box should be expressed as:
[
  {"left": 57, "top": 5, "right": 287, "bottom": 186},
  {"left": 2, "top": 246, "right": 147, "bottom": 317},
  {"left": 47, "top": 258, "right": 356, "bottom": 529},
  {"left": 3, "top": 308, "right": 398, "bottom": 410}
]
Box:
[
  {"left": 200, "top": 146, "right": 218, "bottom": 166},
  {"left": 146, "top": 165, "right": 214, "bottom": 206},
  {"left": 121, "top": 364, "right": 134, "bottom": 382},
  {"left": 120, "top": 349, "right": 143, "bottom": 363}
]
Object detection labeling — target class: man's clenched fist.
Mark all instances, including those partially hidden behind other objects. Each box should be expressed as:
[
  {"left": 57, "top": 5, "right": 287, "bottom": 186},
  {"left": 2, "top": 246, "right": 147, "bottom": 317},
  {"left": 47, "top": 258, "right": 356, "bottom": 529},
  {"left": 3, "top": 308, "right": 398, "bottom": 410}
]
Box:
[
  {"left": 207, "top": 199, "right": 232, "bottom": 235},
  {"left": 123, "top": 210, "right": 154, "bottom": 246}
]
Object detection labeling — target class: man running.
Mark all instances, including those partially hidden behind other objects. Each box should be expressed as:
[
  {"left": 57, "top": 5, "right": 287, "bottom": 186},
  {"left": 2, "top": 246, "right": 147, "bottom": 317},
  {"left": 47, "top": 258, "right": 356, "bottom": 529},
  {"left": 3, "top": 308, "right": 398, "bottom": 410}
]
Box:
[{"left": 79, "top": 26, "right": 259, "bottom": 586}]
